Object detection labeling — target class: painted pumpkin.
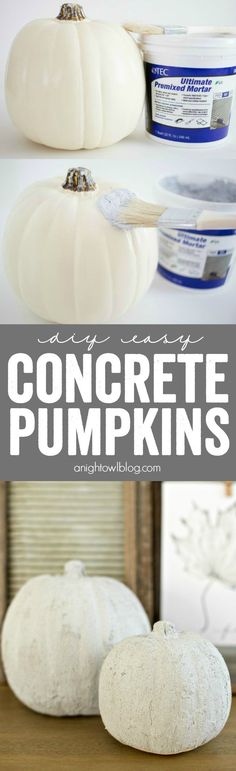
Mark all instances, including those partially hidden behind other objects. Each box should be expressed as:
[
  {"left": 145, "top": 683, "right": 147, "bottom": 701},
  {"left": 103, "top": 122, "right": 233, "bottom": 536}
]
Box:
[
  {"left": 5, "top": 3, "right": 145, "bottom": 150},
  {"left": 3, "top": 167, "right": 158, "bottom": 323},
  {"left": 99, "top": 621, "right": 232, "bottom": 755},
  {"left": 1, "top": 560, "right": 150, "bottom": 716}
]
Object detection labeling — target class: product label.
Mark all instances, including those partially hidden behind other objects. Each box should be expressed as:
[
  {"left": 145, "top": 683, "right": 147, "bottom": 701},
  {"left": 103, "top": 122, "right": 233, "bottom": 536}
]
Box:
[
  {"left": 145, "top": 64, "right": 236, "bottom": 143},
  {"left": 158, "top": 229, "right": 236, "bottom": 288}
]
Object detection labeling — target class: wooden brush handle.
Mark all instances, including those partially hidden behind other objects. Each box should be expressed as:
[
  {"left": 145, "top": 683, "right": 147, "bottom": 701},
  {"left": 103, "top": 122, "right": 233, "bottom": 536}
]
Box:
[
  {"left": 224, "top": 481, "right": 233, "bottom": 496},
  {"left": 123, "top": 23, "right": 164, "bottom": 35}
]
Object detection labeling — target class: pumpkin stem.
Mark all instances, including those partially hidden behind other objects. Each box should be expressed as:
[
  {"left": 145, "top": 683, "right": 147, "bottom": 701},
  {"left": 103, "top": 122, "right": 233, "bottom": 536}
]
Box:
[
  {"left": 64, "top": 560, "right": 86, "bottom": 578},
  {"left": 63, "top": 168, "right": 97, "bottom": 193},
  {"left": 153, "top": 621, "right": 178, "bottom": 639},
  {"left": 57, "top": 4, "right": 86, "bottom": 21}
]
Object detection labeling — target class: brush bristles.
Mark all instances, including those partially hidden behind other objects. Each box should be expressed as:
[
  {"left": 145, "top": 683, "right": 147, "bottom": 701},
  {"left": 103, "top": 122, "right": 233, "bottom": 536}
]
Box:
[{"left": 118, "top": 197, "right": 166, "bottom": 227}]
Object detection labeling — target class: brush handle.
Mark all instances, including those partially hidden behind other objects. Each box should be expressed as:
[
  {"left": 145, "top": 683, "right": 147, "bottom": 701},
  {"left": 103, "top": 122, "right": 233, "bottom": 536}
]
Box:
[
  {"left": 139, "top": 206, "right": 236, "bottom": 230},
  {"left": 196, "top": 209, "right": 236, "bottom": 230},
  {"left": 123, "top": 23, "right": 164, "bottom": 35},
  {"left": 123, "top": 23, "right": 187, "bottom": 35}
]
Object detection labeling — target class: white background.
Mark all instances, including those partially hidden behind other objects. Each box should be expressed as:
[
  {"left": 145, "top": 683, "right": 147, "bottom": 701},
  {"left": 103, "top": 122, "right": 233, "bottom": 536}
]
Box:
[
  {"left": 1, "top": 2, "right": 236, "bottom": 323},
  {"left": 161, "top": 481, "right": 236, "bottom": 645}
]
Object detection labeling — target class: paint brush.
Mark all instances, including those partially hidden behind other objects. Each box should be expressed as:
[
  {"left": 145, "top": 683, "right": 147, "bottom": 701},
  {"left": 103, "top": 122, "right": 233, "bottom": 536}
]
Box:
[
  {"left": 97, "top": 189, "right": 236, "bottom": 231},
  {"left": 123, "top": 23, "right": 187, "bottom": 35}
]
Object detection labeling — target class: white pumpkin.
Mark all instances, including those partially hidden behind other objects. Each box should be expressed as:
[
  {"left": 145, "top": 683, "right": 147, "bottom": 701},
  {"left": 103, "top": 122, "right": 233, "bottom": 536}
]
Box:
[
  {"left": 99, "top": 621, "right": 232, "bottom": 755},
  {"left": 5, "top": 3, "right": 145, "bottom": 150},
  {"left": 3, "top": 167, "right": 158, "bottom": 323},
  {"left": 1, "top": 560, "right": 150, "bottom": 716}
]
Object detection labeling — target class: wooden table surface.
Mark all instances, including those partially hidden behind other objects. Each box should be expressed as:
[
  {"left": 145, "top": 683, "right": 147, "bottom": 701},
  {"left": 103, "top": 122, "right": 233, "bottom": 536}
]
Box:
[{"left": 0, "top": 686, "right": 235, "bottom": 771}]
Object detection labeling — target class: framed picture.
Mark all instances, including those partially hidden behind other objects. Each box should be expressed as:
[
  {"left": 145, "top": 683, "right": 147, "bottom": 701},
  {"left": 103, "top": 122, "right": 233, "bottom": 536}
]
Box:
[{"left": 159, "top": 482, "right": 236, "bottom": 693}]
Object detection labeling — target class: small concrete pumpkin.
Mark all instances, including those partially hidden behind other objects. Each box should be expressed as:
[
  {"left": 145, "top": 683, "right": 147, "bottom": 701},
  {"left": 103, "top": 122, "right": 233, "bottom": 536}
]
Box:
[
  {"left": 3, "top": 167, "right": 158, "bottom": 323},
  {"left": 99, "top": 621, "right": 232, "bottom": 755},
  {"left": 5, "top": 3, "right": 145, "bottom": 150},
  {"left": 1, "top": 560, "right": 150, "bottom": 716}
]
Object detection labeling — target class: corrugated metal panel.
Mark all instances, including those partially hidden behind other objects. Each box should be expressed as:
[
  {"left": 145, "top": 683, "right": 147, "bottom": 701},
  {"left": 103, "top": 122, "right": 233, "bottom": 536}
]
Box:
[{"left": 8, "top": 482, "right": 125, "bottom": 598}]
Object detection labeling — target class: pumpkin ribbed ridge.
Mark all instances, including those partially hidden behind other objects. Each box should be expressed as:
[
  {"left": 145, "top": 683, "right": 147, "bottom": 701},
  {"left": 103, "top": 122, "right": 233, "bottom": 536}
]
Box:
[
  {"left": 1, "top": 568, "right": 150, "bottom": 716},
  {"left": 99, "top": 626, "right": 232, "bottom": 755},
  {"left": 4, "top": 177, "right": 157, "bottom": 323},
  {"left": 5, "top": 17, "right": 145, "bottom": 150}
]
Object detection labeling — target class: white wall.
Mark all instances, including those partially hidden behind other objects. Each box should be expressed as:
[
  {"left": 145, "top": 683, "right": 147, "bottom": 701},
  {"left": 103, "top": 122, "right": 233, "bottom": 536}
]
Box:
[
  {"left": 161, "top": 481, "right": 236, "bottom": 645},
  {"left": 1, "top": 0, "right": 236, "bottom": 68}
]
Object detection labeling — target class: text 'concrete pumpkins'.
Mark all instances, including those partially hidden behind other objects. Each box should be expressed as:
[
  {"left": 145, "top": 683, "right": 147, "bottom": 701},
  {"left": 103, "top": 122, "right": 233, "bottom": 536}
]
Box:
[
  {"left": 5, "top": 3, "right": 145, "bottom": 150},
  {"left": 99, "top": 621, "right": 232, "bottom": 755},
  {"left": 3, "top": 167, "right": 158, "bottom": 323},
  {"left": 1, "top": 560, "right": 150, "bottom": 716}
]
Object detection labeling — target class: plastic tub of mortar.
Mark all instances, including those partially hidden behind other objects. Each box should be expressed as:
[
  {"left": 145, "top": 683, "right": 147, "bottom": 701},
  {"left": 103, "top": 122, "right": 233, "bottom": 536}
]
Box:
[
  {"left": 155, "top": 174, "right": 236, "bottom": 288},
  {"left": 142, "top": 30, "right": 236, "bottom": 146}
]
